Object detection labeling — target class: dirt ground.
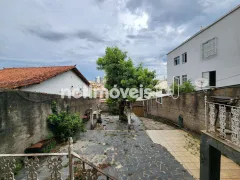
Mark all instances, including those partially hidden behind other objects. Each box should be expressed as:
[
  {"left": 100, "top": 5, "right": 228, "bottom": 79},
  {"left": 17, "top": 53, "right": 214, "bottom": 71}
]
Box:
[{"left": 139, "top": 117, "right": 176, "bottom": 130}]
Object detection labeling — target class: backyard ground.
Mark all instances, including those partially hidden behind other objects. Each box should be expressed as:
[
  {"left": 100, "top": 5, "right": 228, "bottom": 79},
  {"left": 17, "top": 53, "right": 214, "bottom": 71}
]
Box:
[
  {"left": 16, "top": 113, "right": 240, "bottom": 179},
  {"left": 62, "top": 113, "right": 194, "bottom": 180},
  {"left": 141, "top": 117, "right": 240, "bottom": 180}
]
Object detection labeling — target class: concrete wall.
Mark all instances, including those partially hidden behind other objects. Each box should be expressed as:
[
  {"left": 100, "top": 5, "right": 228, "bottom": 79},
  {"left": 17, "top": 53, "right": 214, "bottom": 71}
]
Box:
[
  {"left": 99, "top": 101, "right": 109, "bottom": 112},
  {"left": 144, "top": 86, "right": 240, "bottom": 133},
  {"left": 167, "top": 7, "right": 240, "bottom": 88},
  {"left": 21, "top": 70, "right": 89, "bottom": 96},
  {"left": 0, "top": 90, "right": 99, "bottom": 153}
]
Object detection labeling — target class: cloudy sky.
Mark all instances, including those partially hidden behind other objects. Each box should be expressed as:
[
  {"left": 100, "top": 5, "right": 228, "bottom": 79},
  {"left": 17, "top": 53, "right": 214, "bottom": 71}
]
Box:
[{"left": 0, "top": 0, "right": 239, "bottom": 80}]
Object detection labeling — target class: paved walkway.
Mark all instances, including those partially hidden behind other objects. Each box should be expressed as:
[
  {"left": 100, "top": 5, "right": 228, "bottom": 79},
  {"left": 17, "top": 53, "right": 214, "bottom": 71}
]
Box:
[{"left": 142, "top": 117, "right": 240, "bottom": 180}]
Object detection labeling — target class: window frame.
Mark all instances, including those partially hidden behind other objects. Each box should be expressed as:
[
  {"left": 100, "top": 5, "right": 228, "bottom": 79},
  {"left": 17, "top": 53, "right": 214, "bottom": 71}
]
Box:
[
  {"left": 174, "top": 56, "right": 180, "bottom": 66},
  {"left": 182, "top": 75, "right": 187, "bottom": 84},
  {"left": 182, "top": 52, "right": 187, "bottom": 64},
  {"left": 174, "top": 76, "right": 180, "bottom": 84},
  {"left": 202, "top": 71, "right": 216, "bottom": 87}
]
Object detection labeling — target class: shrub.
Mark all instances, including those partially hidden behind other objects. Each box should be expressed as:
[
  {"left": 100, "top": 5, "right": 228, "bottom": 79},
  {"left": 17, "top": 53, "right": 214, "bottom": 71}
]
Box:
[
  {"left": 14, "top": 158, "right": 24, "bottom": 175},
  {"left": 106, "top": 98, "right": 119, "bottom": 115},
  {"left": 171, "top": 80, "right": 195, "bottom": 94},
  {"left": 47, "top": 101, "right": 85, "bottom": 141},
  {"left": 42, "top": 140, "right": 57, "bottom": 153},
  {"left": 181, "top": 80, "right": 196, "bottom": 93}
]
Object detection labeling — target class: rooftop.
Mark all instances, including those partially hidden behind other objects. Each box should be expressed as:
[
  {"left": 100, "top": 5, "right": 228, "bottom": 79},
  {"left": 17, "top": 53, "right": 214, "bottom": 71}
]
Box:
[{"left": 0, "top": 65, "right": 90, "bottom": 89}]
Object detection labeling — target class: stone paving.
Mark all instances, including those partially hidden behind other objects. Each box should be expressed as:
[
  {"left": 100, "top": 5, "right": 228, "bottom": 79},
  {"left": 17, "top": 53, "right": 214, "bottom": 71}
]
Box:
[
  {"left": 64, "top": 114, "right": 194, "bottom": 179},
  {"left": 16, "top": 114, "right": 194, "bottom": 180}
]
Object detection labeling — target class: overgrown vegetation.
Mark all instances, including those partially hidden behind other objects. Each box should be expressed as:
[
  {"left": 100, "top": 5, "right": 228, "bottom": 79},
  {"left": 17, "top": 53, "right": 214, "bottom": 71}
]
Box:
[
  {"left": 106, "top": 98, "right": 119, "bottom": 115},
  {"left": 171, "top": 80, "right": 196, "bottom": 94},
  {"left": 42, "top": 140, "right": 57, "bottom": 153},
  {"left": 14, "top": 158, "right": 24, "bottom": 175},
  {"left": 47, "top": 101, "right": 85, "bottom": 141}
]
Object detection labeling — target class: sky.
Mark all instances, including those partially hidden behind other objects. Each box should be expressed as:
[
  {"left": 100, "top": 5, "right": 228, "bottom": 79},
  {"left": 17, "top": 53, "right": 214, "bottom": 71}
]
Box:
[{"left": 0, "top": 0, "right": 239, "bottom": 81}]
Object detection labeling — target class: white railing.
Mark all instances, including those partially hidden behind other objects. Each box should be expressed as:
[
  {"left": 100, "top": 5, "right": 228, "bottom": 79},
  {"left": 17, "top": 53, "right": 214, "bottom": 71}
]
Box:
[
  {"left": 205, "top": 96, "right": 240, "bottom": 147},
  {"left": 0, "top": 138, "right": 115, "bottom": 180}
]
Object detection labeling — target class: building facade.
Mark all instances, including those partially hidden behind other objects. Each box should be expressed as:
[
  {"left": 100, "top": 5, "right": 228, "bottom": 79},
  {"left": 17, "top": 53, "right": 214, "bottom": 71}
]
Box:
[
  {"left": 0, "top": 66, "right": 90, "bottom": 97},
  {"left": 21, "top": 70, "right": 89, "bottom": 96},
  {"left": 167, "top": 5, "right": 240, "bottom": 88}
]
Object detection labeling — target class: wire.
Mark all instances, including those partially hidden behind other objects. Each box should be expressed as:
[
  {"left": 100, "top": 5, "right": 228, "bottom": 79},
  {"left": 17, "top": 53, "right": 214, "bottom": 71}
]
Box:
[{"left": 216, "top": 73, "right": 240, "bottom": 82}]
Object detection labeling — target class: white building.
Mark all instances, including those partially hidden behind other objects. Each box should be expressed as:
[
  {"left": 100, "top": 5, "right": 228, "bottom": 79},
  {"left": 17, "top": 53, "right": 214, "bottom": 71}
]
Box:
[
  {"left": 167, "top": 5, "right": 240, "bottom": 88},
  {"left": 0, "top": 65, "right": 90, "bottom": 96}
]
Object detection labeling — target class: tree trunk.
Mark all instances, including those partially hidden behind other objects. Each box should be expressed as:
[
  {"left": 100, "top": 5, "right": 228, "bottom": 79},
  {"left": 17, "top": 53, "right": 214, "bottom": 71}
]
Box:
[{"left": 119, "top": 100, "right": 127, "bottom": 121}]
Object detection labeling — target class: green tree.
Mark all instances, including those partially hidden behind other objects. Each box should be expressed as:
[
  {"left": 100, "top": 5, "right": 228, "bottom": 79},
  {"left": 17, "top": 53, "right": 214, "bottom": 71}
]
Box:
[{"left": 97, "top": 47, "right": 158, "bottom": 121}]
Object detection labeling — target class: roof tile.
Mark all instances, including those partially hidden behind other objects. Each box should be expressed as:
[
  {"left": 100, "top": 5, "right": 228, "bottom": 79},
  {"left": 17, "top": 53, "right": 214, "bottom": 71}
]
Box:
[{"left": 0, "top": 66, "right": 89, "bottom": 89}]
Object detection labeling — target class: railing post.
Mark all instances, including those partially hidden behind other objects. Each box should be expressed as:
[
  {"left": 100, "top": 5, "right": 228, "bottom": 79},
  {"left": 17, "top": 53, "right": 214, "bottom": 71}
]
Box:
[
  {"left": 68, "top": 137, "right": 74, "bottom": 180},
  {"left": 205, "top": 95, "right": 208, "bottom": 130},
  {"left": 90, "top": 108, "right": 93, "bottom": 129}
]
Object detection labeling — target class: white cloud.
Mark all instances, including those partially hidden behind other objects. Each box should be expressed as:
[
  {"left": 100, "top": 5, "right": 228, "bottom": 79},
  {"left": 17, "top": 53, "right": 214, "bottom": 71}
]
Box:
[
  {"left": 0, "top": 0, "right": 239, "bottom": 80},
  {"left": 199, "top": 0, "right": 239, "bottom": 13},
  {"left": 119, "top": 8, "right": 149, "bottom": 32}
]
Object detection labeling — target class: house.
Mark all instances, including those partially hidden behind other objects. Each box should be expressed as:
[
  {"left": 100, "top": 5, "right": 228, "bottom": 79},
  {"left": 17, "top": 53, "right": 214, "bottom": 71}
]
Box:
[
  {"left": 167, "top": 5, "right": 240, "bottom": 88},
  {"left": 89, "top": 79, "right": 108, "bottom": 99},
  {"left": 155, "top": 80, "right": 168, "bottom": 92},
  {"left": 0, "top": 65, "right": 90, "bottom": 96}
]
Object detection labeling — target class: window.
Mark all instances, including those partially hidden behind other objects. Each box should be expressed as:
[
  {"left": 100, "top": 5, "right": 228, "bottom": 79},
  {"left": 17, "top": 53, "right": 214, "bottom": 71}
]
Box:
[
  {"left": 174, "top": 56, "right": 180, "bottom": 66},
  {"left": 202, "top": 37, "right": 217, "bottom": 60},
  {"left": 156, "top": 97, "right": 162, "bottom": 104},
  {"left": 202, "top": 71, "right": 216, "bottom": 86},
  {"left": 174, "top": 76, "right": 180, "bottom": 84},
  {"left": 182, "top": 53, "right": 187, "bottom": 64},
  {"left": 182, "top": 75, "right": 187, "bottom": 84}
]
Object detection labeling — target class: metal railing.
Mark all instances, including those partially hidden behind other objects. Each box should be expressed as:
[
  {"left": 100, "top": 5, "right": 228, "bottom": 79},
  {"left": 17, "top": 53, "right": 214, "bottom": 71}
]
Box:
[
  {"left": 204, "top": 96, "right": 240, "bottom": 147},
  {"left": 0, "top": 138, "right": 116, "bottom": 180}
]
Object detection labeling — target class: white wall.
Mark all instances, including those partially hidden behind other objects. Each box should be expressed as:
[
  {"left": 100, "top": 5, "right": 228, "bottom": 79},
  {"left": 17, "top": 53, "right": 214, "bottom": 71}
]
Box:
[
  {"left": 167, "top": 8, "right": 240, "bottom": 88},
  {"left": 21, "top": 70, "right": 89, "bottom": 96}
]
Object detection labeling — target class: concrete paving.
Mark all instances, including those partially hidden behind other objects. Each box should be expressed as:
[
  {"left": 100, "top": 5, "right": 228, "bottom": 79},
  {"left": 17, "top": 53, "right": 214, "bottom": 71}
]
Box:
[{"left": 144, "top": 118, "right": 240, "bottom": 180}]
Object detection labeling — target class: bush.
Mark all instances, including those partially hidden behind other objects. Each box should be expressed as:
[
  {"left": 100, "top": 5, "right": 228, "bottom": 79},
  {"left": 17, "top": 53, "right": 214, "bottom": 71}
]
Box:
[
  {"left": 171, "top": 80, "right": 195, "bottom": 94},
  {"left": 181, "top": 80, "right": 196, "bottom": 93},
  {"left": 106, "top": 98, "right": 119, "bottom": 115},
  {"left": 42, "top": 140, "right": 57, "bottom": 153},
  {"left": 47, "top": 101, "right": 85, "bottom": 141}
]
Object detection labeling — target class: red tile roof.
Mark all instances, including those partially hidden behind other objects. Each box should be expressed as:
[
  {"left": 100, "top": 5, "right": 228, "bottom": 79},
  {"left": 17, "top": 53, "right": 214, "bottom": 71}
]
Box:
[{"left": 0, "top": 65, "right": 90, "bottom": 89}]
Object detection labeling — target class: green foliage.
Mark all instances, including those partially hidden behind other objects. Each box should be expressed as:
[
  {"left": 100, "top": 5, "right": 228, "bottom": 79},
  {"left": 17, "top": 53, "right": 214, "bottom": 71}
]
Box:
[
  {"left": 181, "top": 80, "right": 196, "bottom": 93},
  {"left": 47, "top": 101, "right": 85, "bottom": 141},
  {"left": 106, "top": 98, "right": 119, "bottom": 115},
  {"left": 14, "top": 158, "right": 24, "bottom": 175},
  {"left": 171, "top": 80, "right": 196, "bottom": 94},
  {"left": 97, "top": 47, "right": 158, "bottom": 98},
  {"left": 96, "top": 47, "right": 158, "bottom": 119},
  {"left": 42, "top": 140, "right": 57, "bottom": 153},
  {"left": 51, "top": 101, "right": 58, "bottom": 114},
  {"left": 46, "top": 132, "right": 54, "bottom": 140}
]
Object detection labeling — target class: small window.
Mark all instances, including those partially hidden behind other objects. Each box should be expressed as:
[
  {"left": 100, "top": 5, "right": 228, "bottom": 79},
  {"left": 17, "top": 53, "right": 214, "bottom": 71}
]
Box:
[
  {"left": 174, "top": 56, "right": 180, "bottom": 66},
  {"left": 202, "top": 71, "right": 216, "bottom": 86},
  {"left": 182, "top": 53, "right": 187, "bottom": 64},
  {"left": 202, "top": 37, "right": 217, "bottom": 60},
  {"left": 174, "top": 76, "right": 180, "bottom": 84},
  {"left": 182, "top": 75, "right": 187, "bottom": 84}
]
